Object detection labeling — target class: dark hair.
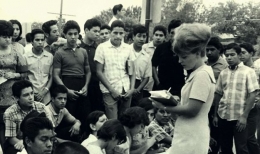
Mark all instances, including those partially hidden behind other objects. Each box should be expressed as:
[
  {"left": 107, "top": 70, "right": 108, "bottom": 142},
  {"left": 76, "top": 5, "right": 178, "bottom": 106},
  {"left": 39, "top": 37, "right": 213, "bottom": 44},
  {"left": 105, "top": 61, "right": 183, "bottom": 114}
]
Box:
[
  {"left": 51, "top": 85, "right": 68, "bottom": 98},
  {"left": 112, "top": 4, "right": 123, "bottom": 15},
  {"left": 101, "top": 24, "right": 111, "bottom": 31},
  {"left": 225, "top": 43, "right": 241, "bottom": 55},
  {"left": 119, "top": 107, "right": 150, "bottom": 129},
  {"left": 12, "top": 80, "right": 33, "bottom": 98},
  {"left": 54, "top": 142, "right": 89, "bottom": 154},
  {"left": 84, "top": 18, "right": 101, "bottom": 31},
  {"left": 25, "top": 33, "right": 31, "bottom": 43},
  {"left": 79, "top": 34, "right": 83, "bottom": 40},
  {"left": 97, "top": 119, "right": 126, "bottom": 143},
  {"left": 239, "top": 42, "right": 255, "bottom": 55},
  {"left": 22, "top": 117, "right": 53, "bottom": 149},
  {"left": 9, "top": 19, "right": 22, "bottom": 42},
  {"left": 63, "top": 20, "right": 81, "bottom": 34},
  {"left": 138, "top": 98, "right": 154, "bottom": 112},
  {"left": 133, "top": 24, "right": 147, "bottom": 36},
  {"left": 207, "top": 37, "right": 224, "bottom": 54},
  {"left": 20, "top": 111, "right": 47, "bottom": 149},
  {"left": 111, "top": 20, "right": 125, "bottom": 31},
  {"left": 168, "top": 19, "right": 182, "bottom": 32},
  {"left": 42, "top": 20, "right": 58, "bottom": 34},
  {"left": 0, "top": 20, "right": 14, "bottom": 37},
  {"left": 85, "top": 111, "right": 105, "bottom": 135},
  {"left": 153, "top": 25, "right": 167, "bottom": 36},
  {"left": 30, "top": 29, "right": 45, "bottom": 41}
]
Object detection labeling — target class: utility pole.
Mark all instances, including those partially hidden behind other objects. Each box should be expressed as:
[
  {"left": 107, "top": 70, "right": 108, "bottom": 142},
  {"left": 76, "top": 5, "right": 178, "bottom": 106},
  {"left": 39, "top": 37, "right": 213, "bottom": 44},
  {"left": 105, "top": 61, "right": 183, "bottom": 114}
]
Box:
[
  {"left": 47, "top": 0, "right": 75, "bottom": 34},
  {"left": 145, "top": 0, "right": 151, "bottom": 43}
]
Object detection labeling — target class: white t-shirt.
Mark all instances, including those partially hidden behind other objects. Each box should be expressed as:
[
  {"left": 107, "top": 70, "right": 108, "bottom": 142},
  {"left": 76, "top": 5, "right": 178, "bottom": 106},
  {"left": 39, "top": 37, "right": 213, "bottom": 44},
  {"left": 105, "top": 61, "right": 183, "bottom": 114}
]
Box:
[
  {"left": 86, "top": 144, "right": 105, "bottom": 154},
  {"left": 81, "top": 134, "right": 98, "bottom": 148}
]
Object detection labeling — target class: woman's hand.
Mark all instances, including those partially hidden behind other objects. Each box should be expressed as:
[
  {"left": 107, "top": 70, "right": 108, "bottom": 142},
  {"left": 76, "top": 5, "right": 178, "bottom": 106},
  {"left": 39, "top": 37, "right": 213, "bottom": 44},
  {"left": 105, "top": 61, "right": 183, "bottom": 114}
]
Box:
[{"left": 4, "top": 72, "right": 18, "bottom": 79}]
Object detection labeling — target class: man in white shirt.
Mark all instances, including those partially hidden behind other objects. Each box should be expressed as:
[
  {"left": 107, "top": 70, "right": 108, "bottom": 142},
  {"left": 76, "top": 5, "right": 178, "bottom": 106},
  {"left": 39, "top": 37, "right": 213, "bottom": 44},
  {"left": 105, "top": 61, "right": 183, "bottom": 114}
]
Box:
[{"left": 108, "top": 4, "right": 124, "bottom": 26}]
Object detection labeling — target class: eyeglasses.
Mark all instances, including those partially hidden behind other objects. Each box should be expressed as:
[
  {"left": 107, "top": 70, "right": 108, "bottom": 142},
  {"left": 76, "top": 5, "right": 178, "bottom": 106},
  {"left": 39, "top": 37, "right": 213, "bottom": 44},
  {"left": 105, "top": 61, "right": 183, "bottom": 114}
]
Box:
[{"left": 0, "top": 36, "right": 12, "bottom": 39}]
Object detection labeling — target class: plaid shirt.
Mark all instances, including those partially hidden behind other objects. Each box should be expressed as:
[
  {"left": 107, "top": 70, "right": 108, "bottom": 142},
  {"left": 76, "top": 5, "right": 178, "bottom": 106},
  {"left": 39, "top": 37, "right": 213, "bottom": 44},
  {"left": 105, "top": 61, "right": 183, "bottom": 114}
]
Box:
[
  {"left": 148, "top": 119, "right": 174, "bottom": 142},
  {"left": 94, "top": 41, "right": 134, "bottom": 93},
  {"left": 216, "top": 62, "right": 259, "bottom": 121},
  {"left": 3, "top": 101, "right": 48, "bottom": 139}
]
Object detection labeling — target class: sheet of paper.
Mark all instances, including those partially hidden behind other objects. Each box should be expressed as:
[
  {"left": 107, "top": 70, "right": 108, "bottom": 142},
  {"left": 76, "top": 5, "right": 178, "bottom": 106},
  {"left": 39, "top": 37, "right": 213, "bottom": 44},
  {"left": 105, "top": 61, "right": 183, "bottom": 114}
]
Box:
[{"left": 0, "top": 77, "right": 7, "bottom": 85}]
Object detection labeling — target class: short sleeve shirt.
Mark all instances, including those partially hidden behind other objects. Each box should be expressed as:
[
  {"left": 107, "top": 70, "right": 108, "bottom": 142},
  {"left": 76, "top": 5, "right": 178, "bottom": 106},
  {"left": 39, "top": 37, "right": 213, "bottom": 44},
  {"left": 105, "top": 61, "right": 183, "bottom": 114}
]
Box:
[
  {"left": 53, "top": 44, "right": 89, "bottom": 76},
  {"left": 216, "top": 62, "right": 259, "bottom": 120},
  {"left": 3, "top": 101, "right": 48, "bottom": 139},
  {"left": 45, "top": 103, "right": 75, "bottom": 127},
  {"left": 94, "top": 41, "right": 134, "bottom": 93},
  {"left": 24, "top": 50, "right": 53, "bottom": 104}
]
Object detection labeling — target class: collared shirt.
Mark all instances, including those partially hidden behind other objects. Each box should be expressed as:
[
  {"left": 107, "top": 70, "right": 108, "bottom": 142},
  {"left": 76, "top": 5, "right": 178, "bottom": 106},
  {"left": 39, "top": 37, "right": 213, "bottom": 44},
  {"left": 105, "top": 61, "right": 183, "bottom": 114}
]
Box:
[
  {"left": 94, "top": 40, "right": 134, "bottom": 93},
  {"left": 24, "top": 50, "right": 53, "bottom": 104},
  {"left": 152, "top": 41, "right": 185, "bottom": 96},
  {"left": 207, "top": 57, "right": 228, "bottom": 81},
  {"left": 148, "top": 119, "right": 174, "bottom": 142},
  {"left": 131, "top": 45, "right": 152, "bottom": 81},
  {"left": 53, "top": 44, "right": 89, "bottom": 76},
  {"left": 3, "top": 101, "right": 48, "bottom": 139},
  {"left": 142, "top": 41, "right": 156, "bottom": 91},
  {"left": 80, "top": 40, "right": 98, "bottom": 81},
  {"left": 142, "top": 41, "right": 156, "bottom": 59},
  {"left": 216, "top": 62, "right": 259, "bottom": 121},
  {"left": 45, "top": 103, "right": 76, "bottom": 127}
]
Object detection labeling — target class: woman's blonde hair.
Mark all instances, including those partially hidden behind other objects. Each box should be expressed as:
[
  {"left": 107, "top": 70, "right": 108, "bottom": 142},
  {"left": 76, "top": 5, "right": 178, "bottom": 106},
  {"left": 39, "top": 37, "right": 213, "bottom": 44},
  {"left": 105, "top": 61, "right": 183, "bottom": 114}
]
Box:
[{"left": 173, "top": 23, "right": 211, "bottom": 57}]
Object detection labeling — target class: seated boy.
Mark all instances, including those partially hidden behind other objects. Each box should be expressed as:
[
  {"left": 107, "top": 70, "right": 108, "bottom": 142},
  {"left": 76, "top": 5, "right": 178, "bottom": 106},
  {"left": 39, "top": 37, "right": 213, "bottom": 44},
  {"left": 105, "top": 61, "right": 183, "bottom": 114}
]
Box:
[
  {"left": 148, "top": 107, "right": 174, "bottom": 148},
  {"left": 3, "top": 80, "right": 49, "bottom": 154},
  {"left": 45, "top": 85, "right": 81, "bottom": 142}
]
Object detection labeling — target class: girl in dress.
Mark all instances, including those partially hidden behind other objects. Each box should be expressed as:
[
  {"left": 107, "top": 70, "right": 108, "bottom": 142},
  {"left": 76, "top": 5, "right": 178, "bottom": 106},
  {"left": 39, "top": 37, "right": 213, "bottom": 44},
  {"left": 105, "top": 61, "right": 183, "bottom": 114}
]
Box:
[{"left": 152, "top": 23, "right": 215, "bottom": 154}]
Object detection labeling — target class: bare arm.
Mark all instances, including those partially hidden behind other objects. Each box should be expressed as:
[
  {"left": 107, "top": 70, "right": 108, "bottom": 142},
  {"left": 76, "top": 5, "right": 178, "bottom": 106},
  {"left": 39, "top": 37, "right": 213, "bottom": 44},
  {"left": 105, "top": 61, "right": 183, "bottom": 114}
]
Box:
[
  {"left": 152, "top": 66, "right": 160, "bottom": 85},
  {"left": 242, "top": 91, "right": 257, "bottom": 118},
  {"left": 45, "top": 65, "right": 53, "bottom": 90},
  {"left": 83, "top": 65, "right": 91, "bottom": 88},
  {"left": 7, "top": 137, "right": 21, "bottom": 145},
  {"left": 136, "top": 77, "right": 149, "bottom": 92},
  {"left": 53, "top": 68, "right": 64, "bottom": 86}
]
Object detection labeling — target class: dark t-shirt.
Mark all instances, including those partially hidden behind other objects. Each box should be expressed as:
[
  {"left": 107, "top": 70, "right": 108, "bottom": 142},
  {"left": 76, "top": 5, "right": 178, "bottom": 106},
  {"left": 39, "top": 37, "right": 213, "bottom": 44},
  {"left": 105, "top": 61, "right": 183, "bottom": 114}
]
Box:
[
  {"left": 53, "top": 44, "right": 89, "bottom": 75},
  {"left": 80, "top": 41, "right": 98, "bottom": 82},
  {"left": 152, "top": 41, "right": 185, "bottom": 95}
]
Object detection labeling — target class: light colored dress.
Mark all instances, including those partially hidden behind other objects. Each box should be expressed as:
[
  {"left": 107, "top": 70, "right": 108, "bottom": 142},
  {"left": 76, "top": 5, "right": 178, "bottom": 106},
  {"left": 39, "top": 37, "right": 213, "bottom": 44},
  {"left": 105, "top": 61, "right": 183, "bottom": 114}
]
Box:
[{"left": 168, "top": 65, "right": 215, "bottom": 154}]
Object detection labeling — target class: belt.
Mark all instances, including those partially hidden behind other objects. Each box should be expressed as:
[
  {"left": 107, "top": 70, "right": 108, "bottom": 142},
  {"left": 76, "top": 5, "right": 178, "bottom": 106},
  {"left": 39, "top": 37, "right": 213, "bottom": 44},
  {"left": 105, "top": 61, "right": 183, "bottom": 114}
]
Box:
[{"left": 62, "top": 75, "right": 84, "bottom": 79}]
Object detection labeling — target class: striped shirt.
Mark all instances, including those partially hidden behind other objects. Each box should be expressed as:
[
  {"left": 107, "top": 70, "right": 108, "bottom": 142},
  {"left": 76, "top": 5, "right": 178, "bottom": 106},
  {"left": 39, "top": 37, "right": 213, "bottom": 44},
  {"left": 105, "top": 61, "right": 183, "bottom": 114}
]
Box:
[
  {"left": 94, "top": 40, "right": 134, "bottom": 93},
  {"left": 216, "top": 62, "right": 259, "bottom": 121}
]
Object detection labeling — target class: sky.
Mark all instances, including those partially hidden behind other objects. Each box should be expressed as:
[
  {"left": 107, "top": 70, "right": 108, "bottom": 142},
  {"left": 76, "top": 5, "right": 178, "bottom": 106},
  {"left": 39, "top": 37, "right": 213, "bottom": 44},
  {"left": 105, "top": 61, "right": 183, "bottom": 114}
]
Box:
[{"left": 0, "top": 0, "right": 255, "bottom": 35}]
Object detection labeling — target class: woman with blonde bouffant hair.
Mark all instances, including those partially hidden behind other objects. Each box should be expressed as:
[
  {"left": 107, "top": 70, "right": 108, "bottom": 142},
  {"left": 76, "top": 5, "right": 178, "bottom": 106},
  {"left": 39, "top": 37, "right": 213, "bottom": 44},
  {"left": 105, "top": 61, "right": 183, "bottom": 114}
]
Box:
[{"left": 151, "top": 23, "right": 215, "bottom": 154}]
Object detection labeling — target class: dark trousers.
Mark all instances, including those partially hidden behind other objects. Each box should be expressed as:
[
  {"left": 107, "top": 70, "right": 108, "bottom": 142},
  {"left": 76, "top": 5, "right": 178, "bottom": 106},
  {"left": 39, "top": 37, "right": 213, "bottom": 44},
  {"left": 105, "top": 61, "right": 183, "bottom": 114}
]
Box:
[
  {"left": 62, "top": 76, "right": 91, "bottom": 132},
  {"left": 208, "top": 106, "right": 220, "bottom": 154},
  {"left": 88, "top": 80, "right": 104, "bottom": 112},
  {"left": 0, "top": 106, "right": 8, "bottom": 150},
  {"left": 219, "top": 106, "right": 259, "bottom": 154},
  {"left": 131, "top": 79, "right": 143, "bottom": 107},
  {"left": 256, "top": 105, "right": 260, "bottom": 152},
  {"left": 55, "top": 121, "right": 80, "bottom": 143}
]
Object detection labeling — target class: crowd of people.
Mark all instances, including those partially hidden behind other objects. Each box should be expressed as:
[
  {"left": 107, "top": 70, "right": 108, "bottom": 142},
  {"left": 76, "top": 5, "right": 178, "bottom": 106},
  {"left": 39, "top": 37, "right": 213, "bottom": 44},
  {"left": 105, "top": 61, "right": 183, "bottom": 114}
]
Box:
[{"left": 0, "top": 3, "right": 260, "bottom": 154}]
